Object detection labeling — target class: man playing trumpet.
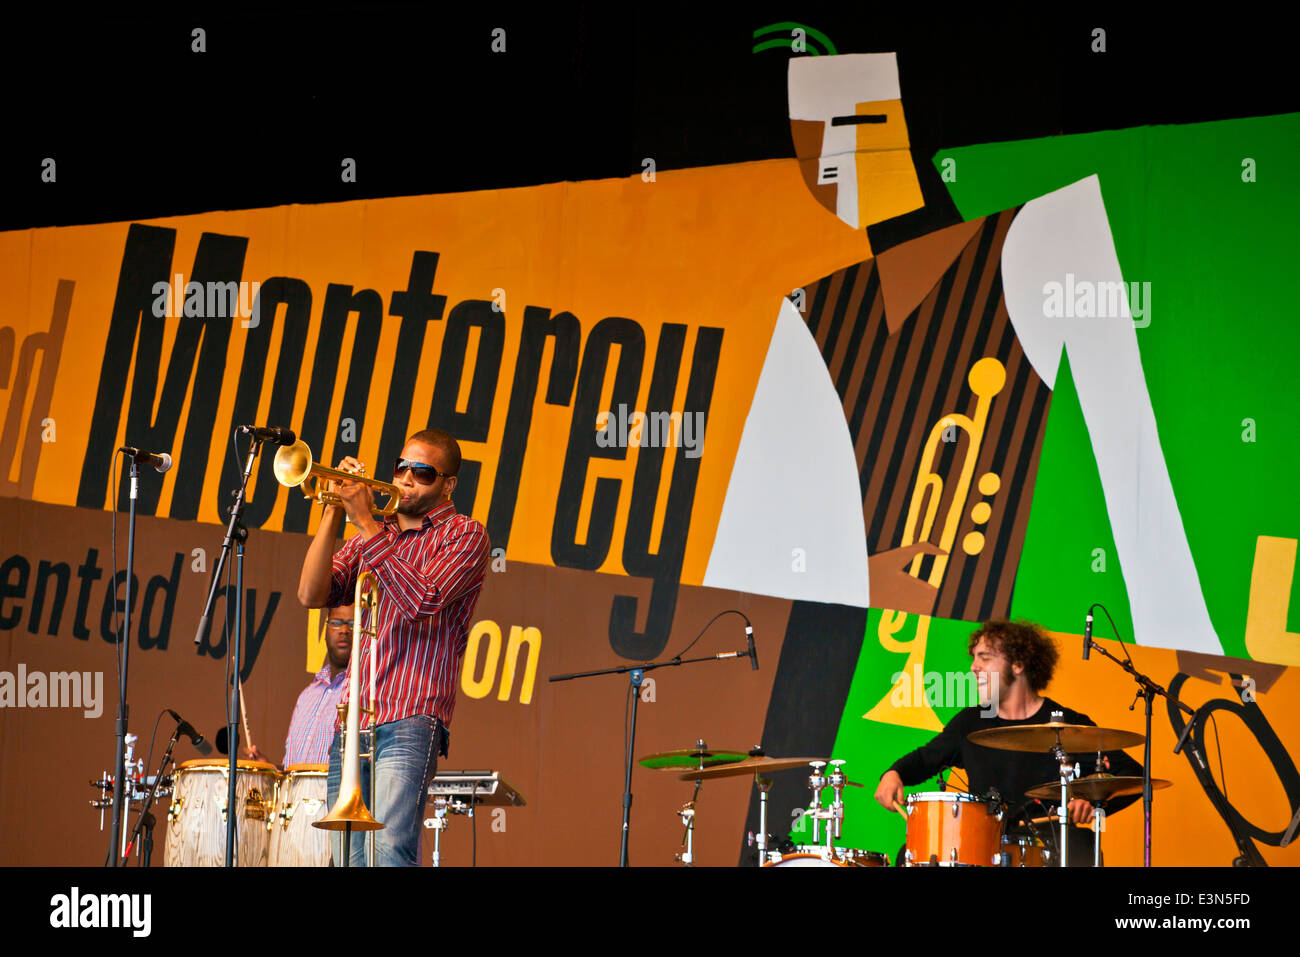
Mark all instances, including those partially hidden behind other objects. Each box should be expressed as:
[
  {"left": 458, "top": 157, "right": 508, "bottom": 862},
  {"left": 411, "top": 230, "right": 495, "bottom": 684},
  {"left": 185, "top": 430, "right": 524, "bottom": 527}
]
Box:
[{"left": 298, "top": 429, "right": 490, "bottom": 866}]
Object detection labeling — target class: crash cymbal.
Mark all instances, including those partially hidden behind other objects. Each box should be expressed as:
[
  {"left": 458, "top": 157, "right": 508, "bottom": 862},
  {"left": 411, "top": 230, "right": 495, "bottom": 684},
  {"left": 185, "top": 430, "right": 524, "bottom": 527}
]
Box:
[
  {"left": 638, "top": 747, "right": 749, "bottom": 770},
  {"left": 1024, "top": 774, "right": 1172, "bottom": 803},
  {"left": 967, "top": 723, "right": 1145, "bottom": 753},
  {"left": 678, "top": 757, "right": 824, "bottom": 781}
]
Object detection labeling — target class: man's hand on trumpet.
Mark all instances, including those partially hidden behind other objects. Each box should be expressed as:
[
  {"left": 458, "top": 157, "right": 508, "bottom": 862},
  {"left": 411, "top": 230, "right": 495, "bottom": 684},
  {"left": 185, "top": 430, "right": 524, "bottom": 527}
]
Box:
[{"left": 332, "top": 456, "right": 382, "bottom": 539}]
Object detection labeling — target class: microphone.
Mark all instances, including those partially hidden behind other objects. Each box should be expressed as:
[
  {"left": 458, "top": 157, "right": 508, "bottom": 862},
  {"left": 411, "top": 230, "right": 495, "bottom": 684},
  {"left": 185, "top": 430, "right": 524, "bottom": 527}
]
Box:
[
  {"left": 237, "top": 425, "right": 296, "bottom": 446},
  {"left": 119, "top": 446, "right": 172, "bottom": 473},
  {"left": 167, "top": 709, "right": 212, "bottom": 755},
  {"left": 746, "top": 624, "right": 758, "bottom": 671},
  {"left": 1083, "top": 608, "right": 1094, "bottom": 661}
]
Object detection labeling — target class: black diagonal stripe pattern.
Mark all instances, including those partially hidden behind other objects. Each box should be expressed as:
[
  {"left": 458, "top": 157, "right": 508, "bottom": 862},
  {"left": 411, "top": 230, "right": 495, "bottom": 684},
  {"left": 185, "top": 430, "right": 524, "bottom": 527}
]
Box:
[{"left": 793, "top": 207, "right": 1048, "bottom": 622}]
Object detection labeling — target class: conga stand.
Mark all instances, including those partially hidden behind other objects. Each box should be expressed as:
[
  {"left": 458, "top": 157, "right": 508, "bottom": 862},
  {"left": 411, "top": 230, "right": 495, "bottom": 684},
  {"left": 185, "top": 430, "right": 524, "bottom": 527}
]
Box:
[
  {"left": 193, "top": 430, "right": 265, "bottom": 868},
  {"left": 123, "top": 724, "right": 182, "bottom": 866}
]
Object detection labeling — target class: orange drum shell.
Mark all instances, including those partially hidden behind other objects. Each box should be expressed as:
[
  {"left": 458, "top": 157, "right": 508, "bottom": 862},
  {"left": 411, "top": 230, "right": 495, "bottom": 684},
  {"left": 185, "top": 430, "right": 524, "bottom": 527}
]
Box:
[{"left": 904, "top": 792, "right": 1002, "bottom": 867}]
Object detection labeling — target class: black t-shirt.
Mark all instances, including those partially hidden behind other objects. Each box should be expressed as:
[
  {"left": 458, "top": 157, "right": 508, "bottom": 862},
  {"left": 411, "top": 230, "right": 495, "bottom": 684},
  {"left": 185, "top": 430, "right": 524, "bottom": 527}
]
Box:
[{"left": 887, "top": 697, "right": 1145, "bottom": 820}]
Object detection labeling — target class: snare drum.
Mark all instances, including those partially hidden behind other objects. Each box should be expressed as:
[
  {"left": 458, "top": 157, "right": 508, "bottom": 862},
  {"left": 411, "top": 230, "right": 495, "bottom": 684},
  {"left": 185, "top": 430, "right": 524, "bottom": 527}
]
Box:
[
  {"left": 903, "top": 791, "right": 1002, "bottom": 867},
  {"left": 164, "top": 759, "right": 281, "bottom": 867},
  {"left": 269, "top": 763, "right": 332, "bottom": 867}
]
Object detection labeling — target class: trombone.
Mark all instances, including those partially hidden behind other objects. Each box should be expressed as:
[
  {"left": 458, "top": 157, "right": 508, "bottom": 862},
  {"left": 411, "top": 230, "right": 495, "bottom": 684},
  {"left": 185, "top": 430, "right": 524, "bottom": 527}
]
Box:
[
  {"left": 273, "top": 440, "right": 401, "bottom": 516},
  {"left": 313, "top": 572, "right": 384, "bottom": 866}
]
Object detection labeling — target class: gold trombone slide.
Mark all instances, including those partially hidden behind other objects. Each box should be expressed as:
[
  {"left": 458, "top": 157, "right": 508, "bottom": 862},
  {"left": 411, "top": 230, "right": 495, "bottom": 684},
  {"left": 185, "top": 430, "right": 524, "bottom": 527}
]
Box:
[{"left": 272, "top": 440, "right": 400, "bottom": 516}]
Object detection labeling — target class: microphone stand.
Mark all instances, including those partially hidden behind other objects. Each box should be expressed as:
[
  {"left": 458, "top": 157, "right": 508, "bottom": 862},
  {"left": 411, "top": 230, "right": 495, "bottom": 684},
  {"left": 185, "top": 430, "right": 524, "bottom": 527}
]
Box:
[
  {"left": 193, "top": 430, "right": 264, "bottom": 867},
  {"left": 548, "top": 643, "right": 757, "bottom": 867},
  {"left": 122, "top": 727, "right": 182, "bottom": 866},
  {"left": 107, "top": 454, "right": 140, "bottom": 867},
  {"left": 1082, "top": 629, "right": 1195, "bottom": 867}
]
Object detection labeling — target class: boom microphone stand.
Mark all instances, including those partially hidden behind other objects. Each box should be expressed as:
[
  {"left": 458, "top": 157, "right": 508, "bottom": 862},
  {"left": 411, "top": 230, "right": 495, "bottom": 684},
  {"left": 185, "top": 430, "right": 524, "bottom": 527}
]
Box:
[
  {"left": 548, "top": 614, "right": 757, "bottom": 867},
  {"left": 106, "top": 453, "right": 141, "bottom": 867},
  {"left": 1082, "top": 603, "right": 1196, "bottom": 867},
  {"left": 193, "top": 430, "right": 265, "bottom": 867}
]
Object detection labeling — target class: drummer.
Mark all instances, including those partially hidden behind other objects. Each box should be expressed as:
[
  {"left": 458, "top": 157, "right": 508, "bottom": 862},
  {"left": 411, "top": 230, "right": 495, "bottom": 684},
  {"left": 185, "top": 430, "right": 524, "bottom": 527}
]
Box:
[
  {"left": 245, "top": 604, "right": 353, "bottom": 766},
  {"left": 873, "top": 618, "right": 1143, "bottom": 865}
]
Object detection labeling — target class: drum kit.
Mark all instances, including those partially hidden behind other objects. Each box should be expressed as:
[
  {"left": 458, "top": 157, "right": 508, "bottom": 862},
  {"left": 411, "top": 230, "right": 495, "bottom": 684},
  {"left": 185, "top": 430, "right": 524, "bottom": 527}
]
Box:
[{"left": 641, "top": 719, "right": 1170, "bottom": 869}]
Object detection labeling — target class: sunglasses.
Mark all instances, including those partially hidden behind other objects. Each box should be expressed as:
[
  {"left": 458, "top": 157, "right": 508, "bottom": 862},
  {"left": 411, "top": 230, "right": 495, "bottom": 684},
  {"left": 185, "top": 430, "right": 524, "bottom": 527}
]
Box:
[
  {"left": 393, "top": 458, "right": 451, "bottom": 484},
  {"left": 325, "top": 618, "right": 352, "bottom": 628}
]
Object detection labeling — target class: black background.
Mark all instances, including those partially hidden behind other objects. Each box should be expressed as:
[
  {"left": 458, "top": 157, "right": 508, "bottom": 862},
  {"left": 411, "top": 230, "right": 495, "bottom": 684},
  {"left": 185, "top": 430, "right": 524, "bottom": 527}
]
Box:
[{"left": 4, "top": 5, "right": 1297, "bottom": 230}]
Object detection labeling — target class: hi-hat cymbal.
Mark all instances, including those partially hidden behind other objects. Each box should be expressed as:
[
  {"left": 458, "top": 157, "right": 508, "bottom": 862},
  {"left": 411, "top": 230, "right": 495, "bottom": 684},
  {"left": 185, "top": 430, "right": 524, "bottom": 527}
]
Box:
[
  {"left": 638, "top": 747, "right": 749, "bottom": 770},
  {"left": 1025, "top": 774, "right": 1172, "bottom": 803},
  {"left": 967, "top": 723, "right": 1145, "bottom": 753},
  {"left": 678, "top": 757, "right": 823, "bottom": 781}
]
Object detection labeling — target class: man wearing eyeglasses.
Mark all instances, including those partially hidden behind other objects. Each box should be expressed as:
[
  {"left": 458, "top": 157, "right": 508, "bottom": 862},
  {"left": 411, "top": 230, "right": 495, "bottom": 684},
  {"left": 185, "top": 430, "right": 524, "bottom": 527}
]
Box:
[
  {"left": 244, "top": 605, "right": 354, "bottom": 767},
  {"left": 298, "top": 428, "right": 491, "bottom": 866}
]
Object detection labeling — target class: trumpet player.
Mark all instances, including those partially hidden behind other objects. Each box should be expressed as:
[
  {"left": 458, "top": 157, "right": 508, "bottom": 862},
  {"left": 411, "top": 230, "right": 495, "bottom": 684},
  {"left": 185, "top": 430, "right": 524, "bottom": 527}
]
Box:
[{"left": 298, "top": 429, "right": 491, "bottom": 866}]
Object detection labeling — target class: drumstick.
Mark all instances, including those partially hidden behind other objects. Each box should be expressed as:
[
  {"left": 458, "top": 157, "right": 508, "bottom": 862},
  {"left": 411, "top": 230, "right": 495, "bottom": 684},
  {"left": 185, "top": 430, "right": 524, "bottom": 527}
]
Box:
[
  {"left": 892, "top": 800, "right": 910, "bottom": 822},
  {"left": 238, "top": 679, "right": 256, "bottom": 755}
]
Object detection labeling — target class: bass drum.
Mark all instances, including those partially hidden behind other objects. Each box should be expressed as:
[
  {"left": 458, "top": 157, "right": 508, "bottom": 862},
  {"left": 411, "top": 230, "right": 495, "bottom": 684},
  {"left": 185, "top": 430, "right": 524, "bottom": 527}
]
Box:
[
  {"left": 764, "top": 847, "right": 890, "bottom": 867},
  {"left": 269, "top": 763, "right": 332, "bottom": 867},
  {"left": 164, "top": 759, "right": 280, "bottom": 867}
]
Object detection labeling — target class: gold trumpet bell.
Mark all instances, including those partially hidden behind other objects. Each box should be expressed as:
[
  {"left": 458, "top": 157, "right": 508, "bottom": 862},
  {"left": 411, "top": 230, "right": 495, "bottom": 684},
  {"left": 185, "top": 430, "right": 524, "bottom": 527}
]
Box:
[{"left": 272, "top": 439, "right": 401, "bottom": 516}]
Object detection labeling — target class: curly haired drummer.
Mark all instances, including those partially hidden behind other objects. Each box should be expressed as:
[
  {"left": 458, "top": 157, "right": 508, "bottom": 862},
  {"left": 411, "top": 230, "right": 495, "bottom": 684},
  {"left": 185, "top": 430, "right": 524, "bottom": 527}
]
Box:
[{"left": 873, "top": 619, "right": 1144, "bottom": 866}]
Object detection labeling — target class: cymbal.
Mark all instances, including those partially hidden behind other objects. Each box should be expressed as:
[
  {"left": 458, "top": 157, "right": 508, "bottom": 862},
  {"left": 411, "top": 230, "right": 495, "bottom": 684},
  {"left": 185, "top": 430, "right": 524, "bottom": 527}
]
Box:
[
  {"left": 678, "top": 757, "right": 823, "bottom": 781},
  {"left": 1025, "top": 774, "right": 1171, "bottom": 803},
  {"left": 967, "top": 723, "right": 1145, "bottom": 753},
  {"left": 638, "top": 747, "right": 749, "bottom": 770}
]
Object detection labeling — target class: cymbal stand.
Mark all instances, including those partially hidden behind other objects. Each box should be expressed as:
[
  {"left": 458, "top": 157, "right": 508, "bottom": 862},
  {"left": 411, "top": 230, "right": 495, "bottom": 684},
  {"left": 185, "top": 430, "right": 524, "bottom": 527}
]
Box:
[
  {"left": 1049, "top": 714, "right": 1075, "bottom": 868},
  {"left": 426, "top": 797, "right": 452, "bottom": 867},
  {"left": 754, "top": 775, "right": 773, "bottom": 865},
  {"left": 674, "top": 740, "right": 709, "bottom": 866},
  {"left": 675, "top": 782, "right": 699, "bottom": 866}
]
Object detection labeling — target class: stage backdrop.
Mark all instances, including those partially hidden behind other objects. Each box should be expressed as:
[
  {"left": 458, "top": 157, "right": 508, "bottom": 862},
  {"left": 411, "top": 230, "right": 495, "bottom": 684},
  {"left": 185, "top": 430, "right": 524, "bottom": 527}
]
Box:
[{"left": 2, "top": 53, "right": 1298, "bottom": 866}]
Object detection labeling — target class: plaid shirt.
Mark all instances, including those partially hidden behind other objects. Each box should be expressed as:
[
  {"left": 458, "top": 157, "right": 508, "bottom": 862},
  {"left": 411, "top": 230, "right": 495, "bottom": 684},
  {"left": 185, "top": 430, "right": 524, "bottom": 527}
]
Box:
[
  {"left": 283, "top": 662, "right": 349, "bottom": 765},
  {"left": 326, "top": 501, "right": 489, "bottom": 730}
]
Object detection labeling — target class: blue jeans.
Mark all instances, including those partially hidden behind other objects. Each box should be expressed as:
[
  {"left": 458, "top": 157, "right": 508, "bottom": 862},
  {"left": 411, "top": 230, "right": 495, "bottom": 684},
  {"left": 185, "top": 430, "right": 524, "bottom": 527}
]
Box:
[{"left": 326, "top": 714, "right": 441, "bottom": 866}]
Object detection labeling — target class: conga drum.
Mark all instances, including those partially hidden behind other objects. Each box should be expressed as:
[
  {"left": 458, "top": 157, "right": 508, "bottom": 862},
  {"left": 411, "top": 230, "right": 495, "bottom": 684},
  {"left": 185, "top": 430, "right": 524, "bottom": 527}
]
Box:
[
  {"left": 269, "top": 763, "right": 332, "bottom": 866},
  {"left": 164, "top": 759, "right": 280, "bottom": 866}
]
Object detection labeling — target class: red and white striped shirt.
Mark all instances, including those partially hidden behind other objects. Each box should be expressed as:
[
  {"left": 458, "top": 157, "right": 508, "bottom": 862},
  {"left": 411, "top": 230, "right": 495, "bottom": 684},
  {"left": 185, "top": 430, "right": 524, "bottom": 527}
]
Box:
[{"left": 327, "top": 501, "right": 489, "bottom": 730}]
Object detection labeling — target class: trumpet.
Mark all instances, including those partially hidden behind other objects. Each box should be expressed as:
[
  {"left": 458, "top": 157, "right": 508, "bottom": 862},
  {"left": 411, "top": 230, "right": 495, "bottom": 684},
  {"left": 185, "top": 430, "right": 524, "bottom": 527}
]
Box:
[
  {"left": 272, "top": 440, "right": 400, "bottom": 516},
  {"left": 314, "top": 571, "right": 384, "bottom": 865}
]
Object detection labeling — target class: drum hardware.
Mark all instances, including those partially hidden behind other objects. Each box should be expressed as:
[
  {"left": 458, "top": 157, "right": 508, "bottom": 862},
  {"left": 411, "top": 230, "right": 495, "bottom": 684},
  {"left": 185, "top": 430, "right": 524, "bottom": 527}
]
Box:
[
  {"left": 549, "top": 609, "right": 758, "bottom": 867},
  {"left": 641, "top": 739, "right": 747, "bottom": 866},
  {"left": 968, "top": 719, "right": 1148, "bottom": 868},
  {"left": 678, "top": 755, "right": 822, "bottom": 867},
  {"left": 422, "top": 771, "right": 526, "bottom": 867},
  {"left": 762, "top": 758, "right": 887, "bottom": 868}
]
